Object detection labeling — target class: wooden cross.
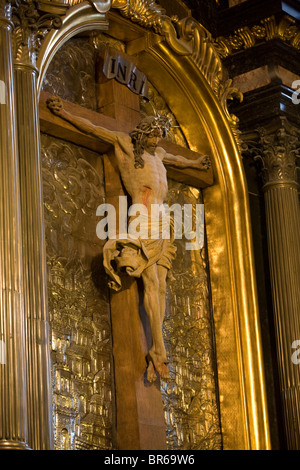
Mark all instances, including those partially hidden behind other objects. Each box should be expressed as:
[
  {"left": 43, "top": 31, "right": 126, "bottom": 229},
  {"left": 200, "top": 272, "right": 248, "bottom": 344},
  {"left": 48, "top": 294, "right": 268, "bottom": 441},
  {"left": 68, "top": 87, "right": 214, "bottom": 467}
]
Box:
[
  {"left": 39, "top": 48, "right": 213, "bottom": 451},
  {"left": 39, "top": 96, "right": 213, "bottom": 189}
]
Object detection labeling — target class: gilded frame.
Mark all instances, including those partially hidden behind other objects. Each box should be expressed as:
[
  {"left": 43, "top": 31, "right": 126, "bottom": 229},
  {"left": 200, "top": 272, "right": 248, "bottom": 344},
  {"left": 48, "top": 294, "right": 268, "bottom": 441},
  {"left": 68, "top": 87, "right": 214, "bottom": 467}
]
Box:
[{"left": 36, "top": 2, "right": 271, "bottom": 450}]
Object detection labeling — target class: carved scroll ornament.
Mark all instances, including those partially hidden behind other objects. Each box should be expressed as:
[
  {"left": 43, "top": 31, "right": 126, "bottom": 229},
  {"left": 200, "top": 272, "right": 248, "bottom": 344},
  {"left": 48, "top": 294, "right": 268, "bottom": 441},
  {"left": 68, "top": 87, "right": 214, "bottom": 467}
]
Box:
[
  {"left": 6, "top": 0, "right": 241, "bottom": 144},
  {"left": 109, "top": 0, "right": 243, "bottom": 146},
  {"left": 256, "top": 127, "right": 300, "bottom": 186},
  {"left": 243, "top": 119, "right": 300, "bottom": 186},
  {"left": 9, "top": 0, "right": 62, "bottom": 65},
  {"left": 216, "top": 15, "right": 300, "bottom": 58}
]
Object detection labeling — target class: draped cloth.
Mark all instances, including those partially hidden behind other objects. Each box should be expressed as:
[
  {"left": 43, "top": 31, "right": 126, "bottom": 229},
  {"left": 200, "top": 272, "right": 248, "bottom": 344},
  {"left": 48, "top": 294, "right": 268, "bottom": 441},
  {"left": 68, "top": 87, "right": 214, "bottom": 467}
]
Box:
[{"left": 103, "top": 213, "right": 177, "bottom": 291}]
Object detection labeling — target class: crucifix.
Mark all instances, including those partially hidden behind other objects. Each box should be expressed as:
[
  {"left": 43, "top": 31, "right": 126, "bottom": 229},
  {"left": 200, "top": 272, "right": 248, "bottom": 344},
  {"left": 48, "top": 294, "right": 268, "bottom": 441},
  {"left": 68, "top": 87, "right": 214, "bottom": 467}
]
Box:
[{"left": 40, "top": 47, "right": 213, "bottom": 450}]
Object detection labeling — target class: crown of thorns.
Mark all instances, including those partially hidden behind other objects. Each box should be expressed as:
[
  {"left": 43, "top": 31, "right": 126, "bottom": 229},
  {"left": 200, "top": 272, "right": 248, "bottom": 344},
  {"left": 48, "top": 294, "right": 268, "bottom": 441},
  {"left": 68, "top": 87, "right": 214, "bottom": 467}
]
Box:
[{"left": 130, "top": 115, "right": 173, "bottom": 140}]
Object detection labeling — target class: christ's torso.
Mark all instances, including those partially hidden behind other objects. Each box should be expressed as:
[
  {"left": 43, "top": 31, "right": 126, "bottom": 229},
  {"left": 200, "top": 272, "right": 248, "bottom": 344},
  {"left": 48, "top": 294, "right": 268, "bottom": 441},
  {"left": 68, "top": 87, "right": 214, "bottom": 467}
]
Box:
[{"left": 115, "top": 138, "right": 168, "bottom": 212}]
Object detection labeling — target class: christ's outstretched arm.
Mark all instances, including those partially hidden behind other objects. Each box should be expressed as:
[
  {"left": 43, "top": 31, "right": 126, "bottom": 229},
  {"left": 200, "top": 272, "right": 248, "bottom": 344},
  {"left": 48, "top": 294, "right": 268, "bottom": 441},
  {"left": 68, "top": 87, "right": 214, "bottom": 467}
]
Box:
[
  {"left": 157, "top": 146, "right": 211, "bottom": 171},
  {"left": 46, "top": 96, "right": 119, "bottom": 145}
]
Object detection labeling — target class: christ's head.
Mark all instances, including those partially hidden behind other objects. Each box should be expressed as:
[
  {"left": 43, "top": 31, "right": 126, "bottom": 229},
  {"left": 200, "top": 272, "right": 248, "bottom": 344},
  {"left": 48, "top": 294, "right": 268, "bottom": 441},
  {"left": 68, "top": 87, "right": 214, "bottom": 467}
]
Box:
[{"left": 130, "top": 115, "right": 171, "bottom": 169}]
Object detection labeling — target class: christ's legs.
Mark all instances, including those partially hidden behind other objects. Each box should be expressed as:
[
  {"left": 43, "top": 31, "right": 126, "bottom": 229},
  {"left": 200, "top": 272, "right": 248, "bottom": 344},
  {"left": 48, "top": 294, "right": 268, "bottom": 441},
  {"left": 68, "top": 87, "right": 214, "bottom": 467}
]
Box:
[
  {"left": 157, "top": 265, "right": 168, "bottom": 326},
  {"left": 155, "top": 265, "right": 169, "bottom": 380},
  {"left": 142, "top": 264, "right": 169, "bottom": 381}
]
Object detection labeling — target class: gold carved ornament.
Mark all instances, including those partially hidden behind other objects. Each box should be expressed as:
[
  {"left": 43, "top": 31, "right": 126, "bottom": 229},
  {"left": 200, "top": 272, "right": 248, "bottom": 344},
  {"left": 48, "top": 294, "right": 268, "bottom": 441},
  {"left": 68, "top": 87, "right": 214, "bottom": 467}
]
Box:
[
  {"left": 5, "top": 0, "right": 243, "bottom": 149},
  {"left": 109, "top": 0, "right": 244, "bottom": 148},
  {"left": 9, "top": 0, "right": 62, "bottom": 65},
  {"left": 215, "top": 15, "right": 300, "bottom": 58},
  {"left": 244, "top": 120, "right": 300, "bottom": 187},
  {"left": 30, "top": 0, "right": 243, "bottom": 147}
]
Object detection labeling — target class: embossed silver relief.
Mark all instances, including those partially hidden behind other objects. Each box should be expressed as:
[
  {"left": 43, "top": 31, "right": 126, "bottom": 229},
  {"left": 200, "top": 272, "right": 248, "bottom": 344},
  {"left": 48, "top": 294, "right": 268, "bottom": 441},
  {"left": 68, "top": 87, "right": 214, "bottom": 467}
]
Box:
[
  {"left": 162, "top": 181, "right": 221, "bottom": 450},
  {"left": 42, "top": 37, "right": 97, "bottom": 110},
  {"left": 41, "top": 134, "right": 114, "bottom": 450}
]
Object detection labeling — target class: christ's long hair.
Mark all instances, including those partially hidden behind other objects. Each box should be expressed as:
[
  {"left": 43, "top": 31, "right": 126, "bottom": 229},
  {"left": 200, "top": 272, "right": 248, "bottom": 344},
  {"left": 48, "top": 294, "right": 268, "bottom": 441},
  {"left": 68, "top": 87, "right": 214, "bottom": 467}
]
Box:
[{"left": 130, "top": 115, "right": 171, "bottom": 169}]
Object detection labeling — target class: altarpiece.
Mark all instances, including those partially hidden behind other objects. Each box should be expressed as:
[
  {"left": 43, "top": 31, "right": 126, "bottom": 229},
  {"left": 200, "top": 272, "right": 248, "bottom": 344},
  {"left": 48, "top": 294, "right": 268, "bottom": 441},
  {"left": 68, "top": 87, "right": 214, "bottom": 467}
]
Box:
[{"left": 0, "top": 0, "right": 270, "bottom": 450}]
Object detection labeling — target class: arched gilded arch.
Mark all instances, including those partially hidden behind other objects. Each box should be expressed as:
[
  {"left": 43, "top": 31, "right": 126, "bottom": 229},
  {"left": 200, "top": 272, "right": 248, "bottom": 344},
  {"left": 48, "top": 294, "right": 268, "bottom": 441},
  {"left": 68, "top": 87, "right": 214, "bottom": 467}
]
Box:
[{"left": 36, "top": 1, "right": 271, "bottom": 450}]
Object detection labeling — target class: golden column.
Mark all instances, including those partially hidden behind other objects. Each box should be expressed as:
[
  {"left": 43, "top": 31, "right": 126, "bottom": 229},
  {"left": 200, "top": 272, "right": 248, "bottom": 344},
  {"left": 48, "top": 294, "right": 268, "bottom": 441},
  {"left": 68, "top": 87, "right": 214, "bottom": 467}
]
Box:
[
  {"left": 0, "top": 0, "right": 29, "bottom": 449},
  {"left": 256, "top": 120, "right": 300, "bottom": 449},
  {"left": 12, "top": 1, "right": 58, "bottom": 449}
]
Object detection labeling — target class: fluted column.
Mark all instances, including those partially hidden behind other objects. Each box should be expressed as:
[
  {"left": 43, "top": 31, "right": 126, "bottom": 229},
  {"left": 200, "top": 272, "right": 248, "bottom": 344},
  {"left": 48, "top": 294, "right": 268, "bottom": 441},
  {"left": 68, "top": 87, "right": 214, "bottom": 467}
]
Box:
[
  {"left": 14, "top": 61, "right": 53, "bottom": 450},
  {"left": 0, "top": 0, "right": 29, "bottom": 450},
  {"left": 12, "top": 1, "right": 58, "bottom": 450},
  {"left": 257, "top": 122, "right": 300, "bottom": 449}
]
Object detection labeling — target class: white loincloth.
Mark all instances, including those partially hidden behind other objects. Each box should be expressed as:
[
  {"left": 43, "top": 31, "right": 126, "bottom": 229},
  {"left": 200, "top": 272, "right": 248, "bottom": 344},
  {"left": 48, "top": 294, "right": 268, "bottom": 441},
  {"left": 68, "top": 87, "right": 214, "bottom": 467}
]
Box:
[{"left": 103, "top": 212, "right": 177, "bottom": 291}]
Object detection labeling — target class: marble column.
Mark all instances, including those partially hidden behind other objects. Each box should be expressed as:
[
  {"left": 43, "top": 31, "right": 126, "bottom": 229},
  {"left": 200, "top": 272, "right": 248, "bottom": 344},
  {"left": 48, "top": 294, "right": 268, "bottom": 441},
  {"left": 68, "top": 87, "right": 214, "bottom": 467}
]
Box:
[
  {"left": 0, "top": 0, "right": 29, "bottom": 450},
  {"left": 257, "top": 121, "right": 300, "bottom": 449}
]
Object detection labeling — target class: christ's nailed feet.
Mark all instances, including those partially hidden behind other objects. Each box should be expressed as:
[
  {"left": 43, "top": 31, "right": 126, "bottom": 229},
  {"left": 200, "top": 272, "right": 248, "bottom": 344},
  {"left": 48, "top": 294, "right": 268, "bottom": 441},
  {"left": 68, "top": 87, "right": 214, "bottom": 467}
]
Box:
[
  {"left": 155, "top": 362, "right": 170, "bottom": 381},
  {"left": 146, "top": 360, "right": 170, "bottom": 383},
  {"left": 147, "top": 361, "right": 157, "bottom": 383}
]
